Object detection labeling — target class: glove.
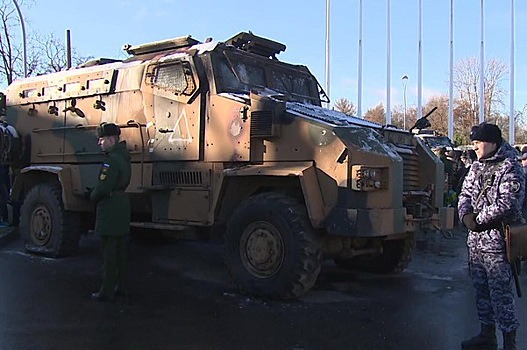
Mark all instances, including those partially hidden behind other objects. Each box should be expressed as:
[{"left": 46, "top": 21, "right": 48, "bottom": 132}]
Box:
[
  {"left": 462, "top": 213, "right": 495, "bottom": 232},
  {"left": 462, "top": 213, "right": 479, "bottom": 231},
  {"left": 84, "top": 187, "right": 92, "bottom": 200}
]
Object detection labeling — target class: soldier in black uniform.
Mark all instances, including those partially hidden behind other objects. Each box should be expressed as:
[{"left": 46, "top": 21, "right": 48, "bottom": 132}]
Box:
[{"left": 89, "top": 123, "right": 131, "bottom": 302}]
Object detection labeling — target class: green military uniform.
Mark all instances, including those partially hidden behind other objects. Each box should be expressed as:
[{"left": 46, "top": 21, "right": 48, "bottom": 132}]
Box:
[{"left": 90, "top": 125, "right": 131, "bottom": 301}]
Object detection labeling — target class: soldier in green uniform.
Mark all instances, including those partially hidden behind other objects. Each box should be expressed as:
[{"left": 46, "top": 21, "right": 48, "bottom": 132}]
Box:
[{"left": 89, "top": 123, "right": 131, "bottom": 302}]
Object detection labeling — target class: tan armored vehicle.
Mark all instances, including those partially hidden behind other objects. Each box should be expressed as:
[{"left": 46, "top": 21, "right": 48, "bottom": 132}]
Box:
[{"left": 0, "top": 32, "right": 453, "bottom": 299}]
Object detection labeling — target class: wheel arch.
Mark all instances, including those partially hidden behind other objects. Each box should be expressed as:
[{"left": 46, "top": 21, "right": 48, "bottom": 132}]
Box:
[
  {"left": 213, "top": 175, "right": 301, "bottom": 237},
  {"left": 213, "top": 163, "right": 333, "bottom": 236},
  {"left": 13, "top": 166, "right": 76, "bottom": 210}
]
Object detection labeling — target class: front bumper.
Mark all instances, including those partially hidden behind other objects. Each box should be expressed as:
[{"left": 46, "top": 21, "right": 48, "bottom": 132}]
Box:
[{"left": 325, "top": 206, "right": 455, "bottom": 237}]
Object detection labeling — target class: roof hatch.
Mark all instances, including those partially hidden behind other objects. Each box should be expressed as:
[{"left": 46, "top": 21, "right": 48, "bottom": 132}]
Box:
[
  {"left": 123, "top": 35, "right": 200, "bottom": 56},
  {"left": 225, "top": 32, "right": 286, "bottom": 58}
]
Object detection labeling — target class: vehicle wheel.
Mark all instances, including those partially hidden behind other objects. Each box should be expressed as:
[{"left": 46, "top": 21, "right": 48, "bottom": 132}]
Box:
[
  {"left": 335, "top": 235, "right": 414, "bottom": 274},
  {"left": 20, "top": 184, "right": 80, "bottom": 258},
  {"left": 224, "top": 192, "right": 322, "bottom": 299}
]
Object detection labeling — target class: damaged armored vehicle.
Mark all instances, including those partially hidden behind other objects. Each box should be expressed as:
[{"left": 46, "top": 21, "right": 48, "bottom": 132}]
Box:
[{"left": 0, "top": 32, "right": 453, "bottom": 298}]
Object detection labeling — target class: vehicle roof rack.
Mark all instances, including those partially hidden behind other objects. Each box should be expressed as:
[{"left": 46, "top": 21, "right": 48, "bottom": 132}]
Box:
[
  {"left": 123, "top": 35, "right": 200, "bottom": 56},
  {"left": 78, "top": 58, "right": 122, "bottom": 68},
  {"left": 225, "top": 32, "right": 286, "bottom": 59}
]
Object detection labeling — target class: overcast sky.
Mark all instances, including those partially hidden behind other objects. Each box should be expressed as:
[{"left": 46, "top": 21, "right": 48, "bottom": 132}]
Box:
[{"left": 21, "top": 0, "right": 527, "bottom": 114}]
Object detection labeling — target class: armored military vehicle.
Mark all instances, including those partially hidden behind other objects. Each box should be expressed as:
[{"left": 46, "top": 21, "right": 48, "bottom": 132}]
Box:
[
  {"left": 0, "top": 32, "right": 453, "bottom": 299},
  {"left": 410, "top": 107, "right": 455, "bottom": 151}
]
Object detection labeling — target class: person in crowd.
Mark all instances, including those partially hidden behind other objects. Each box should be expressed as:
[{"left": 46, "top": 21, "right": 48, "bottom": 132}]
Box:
[
  {"left": 434, "top": 146, "right": 456, "bottom": 206},
  {"left": 89, "top": 123, "right": 131, "bottom": 303},
  {"left": 520, "top": 153, "right": 527, "bottom": 221},
  {"left": 458, "top": 122, "right": 524, "bottom": 350},
  {"left": 520, "top": 152, "right": 527, "bottom": 174},
  {"left": 434, "top": 146, "right": 454, "bottom": 181},
  {"left": 454, "top": 150, "right": 476, "bottom": 196},
  {"left": 0, "top": 164, "right": 10, "bottom": 224}
]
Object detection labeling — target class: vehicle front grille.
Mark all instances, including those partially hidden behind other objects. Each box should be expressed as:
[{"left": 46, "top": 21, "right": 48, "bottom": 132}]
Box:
[
  {"left": 398, "top": 147, "right": 420, "bottom": 191},
  {"left": 398, "top": 146, "right": 432, "bottom": 219},
  {"left": 157, "top": 170, "right": 203, "bottom": 187},
  {"left": 250, "top": 110, "right": 273, "bottom": 137}
]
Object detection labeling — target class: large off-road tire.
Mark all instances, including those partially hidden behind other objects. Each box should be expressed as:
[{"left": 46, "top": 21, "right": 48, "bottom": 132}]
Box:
[
  {"left": 20, "top": 184, "right": 80, "bottom": 258},
  {"left": 224, "top": 192, "right": 322, "bottom": 299},
  {"left": 335, "top": 235, "right": 415, "bottom": 274}
]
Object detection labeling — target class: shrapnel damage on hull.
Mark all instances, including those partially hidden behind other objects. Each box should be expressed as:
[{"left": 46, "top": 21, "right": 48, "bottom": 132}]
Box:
[{"left": 0, "top": 32, "right": 454, "bottom": 299}]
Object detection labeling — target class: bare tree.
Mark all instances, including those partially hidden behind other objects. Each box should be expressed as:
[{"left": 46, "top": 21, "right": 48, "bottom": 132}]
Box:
[
  {"left": 333, "top": 98, "right": 357, "bottom": 116},
  {"left": 0, "top": 0, "right": 92, "bottom": 87},
  {"left": 0, "top": 0, "right": 26, "bottom": 85},
  {"left": 453, "top": 57, "right": 508, "bottom": 126},
  {"left": 33, "top": 32, "right": 92, "bottom": 74},
  {"left": 512, "top": 104, "right": 527, "bottom": 145}
]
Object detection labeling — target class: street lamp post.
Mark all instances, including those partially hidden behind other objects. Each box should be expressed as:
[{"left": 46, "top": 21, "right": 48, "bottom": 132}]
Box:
[
  {"left": 402, "top": 75, "right": 408, "bottom": 130},
  {"left": 12, "top": 0, "right": 27, "bottom": 78}
]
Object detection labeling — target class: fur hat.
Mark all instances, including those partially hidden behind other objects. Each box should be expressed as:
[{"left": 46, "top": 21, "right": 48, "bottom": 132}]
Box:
[
  {"left": 96, "top": 123, "right": 121, "bottom": 137},
  {"left": 469, "top": 122, "right": 502, "bottom": 144}
]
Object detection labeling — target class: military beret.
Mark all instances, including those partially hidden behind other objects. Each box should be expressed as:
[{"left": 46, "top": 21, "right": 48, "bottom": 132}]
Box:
[
  {"left": 469, "top": 122, "right": 502, "bottom": 144},
  {"left": 96, "top": 123, "right": 121, "bottom": 137}
]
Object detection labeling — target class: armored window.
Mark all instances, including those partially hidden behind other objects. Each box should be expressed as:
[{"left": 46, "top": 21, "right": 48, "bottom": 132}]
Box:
[
  {"left": 151, "top": 62, "right": 196, "bottom": 95},
  {"left": 232, "top": 61, "right": 265, "bottom": 87},
  {"left": 21, "top": 88, "right": 38, "bottom": 98},
  {"left": 212, "top": 51, "right": 319, "bottom": 104},
  {"left": 214, "top": 53, "right": 265, "bottom": 94},
  {"left": 216, "top": 59, "right": 246, "bottom": 92},
  {"left": 269, "top": 70, "right": 313, "bottom": 100}
]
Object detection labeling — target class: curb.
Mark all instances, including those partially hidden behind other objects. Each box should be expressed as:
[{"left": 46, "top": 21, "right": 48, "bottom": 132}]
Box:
[{"left": 0, "top": 225, "right": 18, "bottom": 245}]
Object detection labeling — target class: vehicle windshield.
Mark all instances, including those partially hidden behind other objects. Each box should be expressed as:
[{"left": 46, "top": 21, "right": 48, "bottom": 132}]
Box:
[
  {"left": 213, "top": 51, "right": 320, "bottom": 104},
  {"left": 424, "top": 136, "right": 453, "bottom": 149}
]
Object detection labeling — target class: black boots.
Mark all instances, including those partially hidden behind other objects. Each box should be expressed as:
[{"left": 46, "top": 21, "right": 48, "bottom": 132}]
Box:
[
  {"left": 503, "top": 330, "right": 516, "bottom": 350},
  {"left": 461, "top": 323, "right": 497, "bottom": 349},
  {"left": 461, "top": 325, "right": 517, "bottom": 350}
]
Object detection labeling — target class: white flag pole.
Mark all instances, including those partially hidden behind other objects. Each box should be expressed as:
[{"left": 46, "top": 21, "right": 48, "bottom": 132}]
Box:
[
  {"left": 509, "top": 0, "right": 515, "bottom": 144},
  {"left": 448, "top": 0, "right": 454, "bottom": 140},
  {"left": 325, "top": 0, "right": 331, "bottom": 109},
  {"left": 479, "top": 0, "right": 485, "bottom": 123},
  {"left": 386, "top": 0, "right": 391, "bottom": 125},
  {"left": 417, "top": 0, "right": 422, "bottom": 120},
  {"left": 357, "top": 0, "right": 363, "bottom": 118}
]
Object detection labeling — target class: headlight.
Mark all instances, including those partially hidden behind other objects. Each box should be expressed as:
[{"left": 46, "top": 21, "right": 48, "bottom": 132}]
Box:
[{"left": 351, "top": 165, "right": 387, "bottom": 191}]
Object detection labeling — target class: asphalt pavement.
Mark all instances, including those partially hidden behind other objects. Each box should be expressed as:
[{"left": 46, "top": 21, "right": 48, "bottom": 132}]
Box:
[
  {"left": 0, "top": 224, "right": 16, "bottom": 244},
  {"left": 1, "top": 228, "right": 527, "bottom": 350}
]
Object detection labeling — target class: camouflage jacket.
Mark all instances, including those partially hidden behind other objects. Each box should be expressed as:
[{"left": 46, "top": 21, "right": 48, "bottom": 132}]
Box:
[{"left": 458, "top": 142, "right": 525, "bottom": 252}]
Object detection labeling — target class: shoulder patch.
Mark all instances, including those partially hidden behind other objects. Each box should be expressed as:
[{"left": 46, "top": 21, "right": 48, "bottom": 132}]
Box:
[
  {"left": 510, "top": 180, "right": 521, "bottom": 193},
  {"left": 99, "top": 163, "right": 110, "bottom": 181}
]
